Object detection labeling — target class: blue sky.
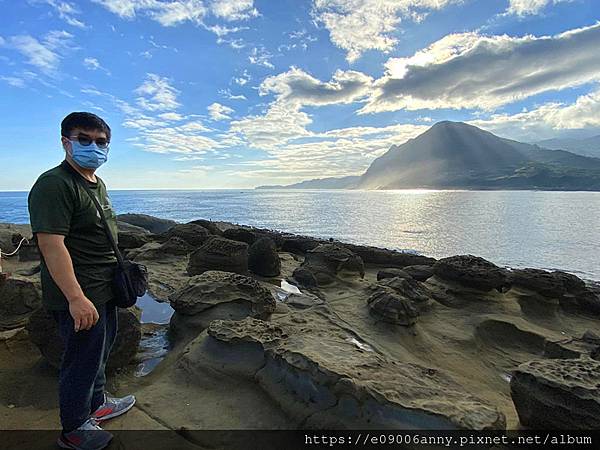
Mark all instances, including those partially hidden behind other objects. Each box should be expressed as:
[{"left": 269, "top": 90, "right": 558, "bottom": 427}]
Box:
[{"left": 1, "top": 0, "right": 599, "bottom": 190}]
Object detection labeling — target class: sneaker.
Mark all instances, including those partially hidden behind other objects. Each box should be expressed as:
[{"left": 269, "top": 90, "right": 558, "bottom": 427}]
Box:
[
  {"left": 57, "top": 418, "right": 113, "bottom": 450},
  {"left": 91, "top": 393, "right": 136, "bottom": 422}
]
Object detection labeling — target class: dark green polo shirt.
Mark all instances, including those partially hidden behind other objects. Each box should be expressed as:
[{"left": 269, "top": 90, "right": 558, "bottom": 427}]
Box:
[{"left": 28, "top": 160, "right": 118, "bottom": 310}]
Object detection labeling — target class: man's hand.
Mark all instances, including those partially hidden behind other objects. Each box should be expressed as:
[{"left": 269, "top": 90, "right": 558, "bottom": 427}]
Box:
[{"left": 68, "top": 295, "right": 100, "bottom": 331}]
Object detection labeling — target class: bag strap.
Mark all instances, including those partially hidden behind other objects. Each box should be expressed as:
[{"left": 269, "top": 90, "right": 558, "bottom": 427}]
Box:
[{"left": 61, "top": 160, "right": 125, "bottom": 267}]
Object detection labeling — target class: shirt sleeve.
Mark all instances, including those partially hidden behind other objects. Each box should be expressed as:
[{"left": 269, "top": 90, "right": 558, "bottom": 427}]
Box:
[{"left": 28, "top": 175, "right": 75, "bottom": 236}]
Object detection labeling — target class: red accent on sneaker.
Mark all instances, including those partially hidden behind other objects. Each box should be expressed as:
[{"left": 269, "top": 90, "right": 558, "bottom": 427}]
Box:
[
  {"left": 62, "top": 434, "right": 83, "bottom": 446},
  {"left": 93, "top": 407, "right": 113, "bottom": 418}
]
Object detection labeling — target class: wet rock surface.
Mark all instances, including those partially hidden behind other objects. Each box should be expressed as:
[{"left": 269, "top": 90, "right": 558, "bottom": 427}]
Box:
[{"left": 129, "top": 237, "right": 194, "bottom": 260}]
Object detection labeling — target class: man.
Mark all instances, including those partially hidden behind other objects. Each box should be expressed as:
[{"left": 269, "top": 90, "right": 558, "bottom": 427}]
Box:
[{"left": 28, "top": 112, "right": 135, "bottom": 450}]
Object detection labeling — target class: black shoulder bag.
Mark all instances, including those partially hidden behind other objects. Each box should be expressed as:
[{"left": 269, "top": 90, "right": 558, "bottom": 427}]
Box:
[{"left": 68, "top": 165, "right": 148, "bottom": 308}]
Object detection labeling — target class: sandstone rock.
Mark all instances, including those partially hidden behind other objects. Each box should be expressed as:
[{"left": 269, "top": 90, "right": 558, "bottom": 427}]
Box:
[
  {"left": 26, "top": 306, "right": 141, "bottom": 370},
  {"left": 0, "top": 223, "right": 31, "bottom": 252},
  {"left": 281, "top": 235, "right": 325, "bottom": 254},
  {"left": 12, "top": 234, "right": 39, "bottom": 262},
  {"left": 403, "top": 265, "right": 434, "bottom": 282},
  {"left": 511, "top": 358, "right": 600, "bottom": 429},
  {"left": 187, "top": 237, "right": 248, "bottom": 275},
  {"left": 117, "top": 214, "right": 177, "bottom": 234},
  {"left": 118, "top": 231, "right": 152, "bottom": 250},
  {"left": 509, "top": 269, "right": 600, "bottom": 315},
  {"left": 170, "top": 271, "right": 276, "bottom": 317},
  {"left": 159, "top": 223, "right": 211, "bottom": 247},
  {"left": 300, "top": 244, "right": 364, "bottom": 285},
  {"left": 291, "top": 267, "right": 318, "bottom": 289},
  {"left": 117, "top": 221, "right": 150, "bottom": 233},
  {"left": 377, "top": 268, "right": 411, "bottom": 281},
  {"left": 378, "top": 276, "right": 432, "bottom": 308},
  {"left": 0, "top": 276, "right": 42, "bottom": 330},
  {"left": 248, "top": 237, "right": 280, "bottom": 277},
  {"left": 169, "top": 271, "right": 276, "bottom": 341},
  {"left": 367, "top": 286, "right": 419, "bottom": 326},
  {"left": 223, "top": 227, "right": 258, "bottom": 245},
  {"left": 433, "top": 255, "right": 508, "bottom": 292},
  {"left": 130, "top": 237, "right": 193, "bottom": 260},
  {"left": 342, "top": 243, "right": 436, "bottom": 267},
  {"left": 188, "top": 219, "right": 223, "bottom": 236},
  {"left": 182, "top": 314, "right": 505, "bottom": 429}
]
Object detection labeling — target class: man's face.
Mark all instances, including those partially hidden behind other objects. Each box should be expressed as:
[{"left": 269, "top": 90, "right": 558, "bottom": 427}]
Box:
[{"left": 62, "top": 127, "right": 109, "bottom": 154}]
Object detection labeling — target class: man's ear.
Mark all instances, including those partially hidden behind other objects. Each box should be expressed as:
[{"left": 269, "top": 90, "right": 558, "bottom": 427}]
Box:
[{"left": 61, "top": 136, "right": 71, "bottom": 153}]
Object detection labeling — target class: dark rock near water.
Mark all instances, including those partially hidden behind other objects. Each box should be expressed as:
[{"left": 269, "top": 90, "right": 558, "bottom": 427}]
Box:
[
  {"left": 281, "top": 235, "right": 325, "bottom": 254},
  {"left": 117, "top": 213, "right": 177, "bottom": 234},
  {"left": 26, "top": 306, "right": 141, "bottom": 370},
  {"left": 511, "top": 358, "right": 600, "bottom": 429},
  {"left": 248, "top": 237, "right": 280, "bottom": 277},
  {"left": 300, "top": 243, "right": 364, "bottom": 285},
  {"left": 434, "top": 255, "right": 508, "bottom": 292},
  {"left": 118, "top": 231, "right": 152, "bottom": 250},
  {"left": 117, "top": 221, "right": 150, "bottom": 233},
  {"left": 377, "top": 268, "right": 411, "bottom": 281},
  {"left": 188, "top": 219, "right": 223, "bottom": 236},
  {"left": 0, "top": 276, "right": 42, "bottom": 330},
  {"left": 342, "top": 243, "right": 436, "bottom": 267},
  {"left": 159, "top": 223, "right": 211, "bottom": 247},
  {"left": 187, "top": 237, "right": 249, "bottom": 275},
  {"left": 223, "top": 227, "right": 258, "bottom": 245},
  {"left": 510, "top": 269, "right": 600, "bottom": 315},
  {"left": 403, "top": 265, "right": 434, "bottom": 282},
  {"left": 130, "top": 237, "right": 194, "bottom": 260}
]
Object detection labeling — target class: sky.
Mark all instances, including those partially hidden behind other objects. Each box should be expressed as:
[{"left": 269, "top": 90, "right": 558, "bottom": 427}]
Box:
[{"left": 1, "top": 0, "right": 599, "bottom": 190}]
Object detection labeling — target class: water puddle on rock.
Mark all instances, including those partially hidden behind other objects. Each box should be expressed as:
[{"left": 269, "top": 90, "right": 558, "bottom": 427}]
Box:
[{"left": 134, "top": 293, "right": 174, "bottom": 377}]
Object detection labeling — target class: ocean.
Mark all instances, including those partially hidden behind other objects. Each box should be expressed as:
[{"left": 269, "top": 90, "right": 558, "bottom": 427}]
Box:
[{"left": 1, "top": 189, "right": 599, "bottom": 281}]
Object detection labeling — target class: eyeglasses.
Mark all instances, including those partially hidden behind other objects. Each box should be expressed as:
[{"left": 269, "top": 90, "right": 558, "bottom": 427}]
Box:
[{"left": 68, "top": 135, "right": 110, "bottom": 149}]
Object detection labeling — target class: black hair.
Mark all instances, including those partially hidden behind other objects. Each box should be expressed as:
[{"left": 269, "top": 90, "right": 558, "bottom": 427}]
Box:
[{"left": 61, "top": 112, "right": 111, "bottom": 141}]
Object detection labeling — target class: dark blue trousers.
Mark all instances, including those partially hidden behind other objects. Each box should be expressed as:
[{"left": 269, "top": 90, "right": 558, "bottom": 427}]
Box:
[{"left": 51, "top": 300, "right": 118, "bottom": 432}]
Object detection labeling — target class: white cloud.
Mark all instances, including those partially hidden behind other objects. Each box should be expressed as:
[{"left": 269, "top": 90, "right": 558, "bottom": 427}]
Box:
[
  {"left": 506, "top": 0, "right": 569, "bottom": 16},
  {"left": 43, "top": 0, "right": 87, "bottom": 27},
  {"left": 360, "top": 23, "right": 600, "bottom": 113},
  {"left": 83, "top": 57, "right": 102, "bottom": 70},
  {"left": 158, "top": 112, "right": 184, "bottom": 121},
  {"left": 0, "top": 76, "right": 26, "bottom": 88},
  {"left": 311, "top": 0, "right": 459, "bottom": 62},
  {"left": 207, "top": 102, "right": 234, "bottom": 121},
  {"left": 92, "top": 0, "right": 259, "bottom": 29},
  {"left": 248, "top": 46, "right": 274, "bottom": 69},
  {"left": 219, "top": 88, "right": 247, "bottom": 100},
  {"left": 470, "top": 87, "right": 600, "bottom": 141},
  {"left": 135, "top": 73, "right": 180, "bottom": 111},
  {"left": 233, "top": 69, "right": 250, "bottom": 86},
  {"left": 259, "top": 67, "right": 372, "bottom": 106},
  {"left": 209, "top": 0, "right": 258, "bottom": 21},
  {"left": 1, "top": 30, "right": 73, "bottom": 73}
]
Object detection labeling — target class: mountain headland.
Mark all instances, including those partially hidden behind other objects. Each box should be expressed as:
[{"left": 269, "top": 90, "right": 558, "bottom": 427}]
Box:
[{"left": 257, "top": 121, "right": 600, "bottom": 191}]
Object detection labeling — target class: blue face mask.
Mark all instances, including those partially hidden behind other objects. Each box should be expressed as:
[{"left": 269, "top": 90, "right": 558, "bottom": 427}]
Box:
[{"left": 68, "top": 140, "right": 109, "bottom": 169}]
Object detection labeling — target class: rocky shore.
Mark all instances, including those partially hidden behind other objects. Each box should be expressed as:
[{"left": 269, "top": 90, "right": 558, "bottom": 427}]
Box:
[{"left": 1, "top": 215, "right": 599, "bottom": 438}]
